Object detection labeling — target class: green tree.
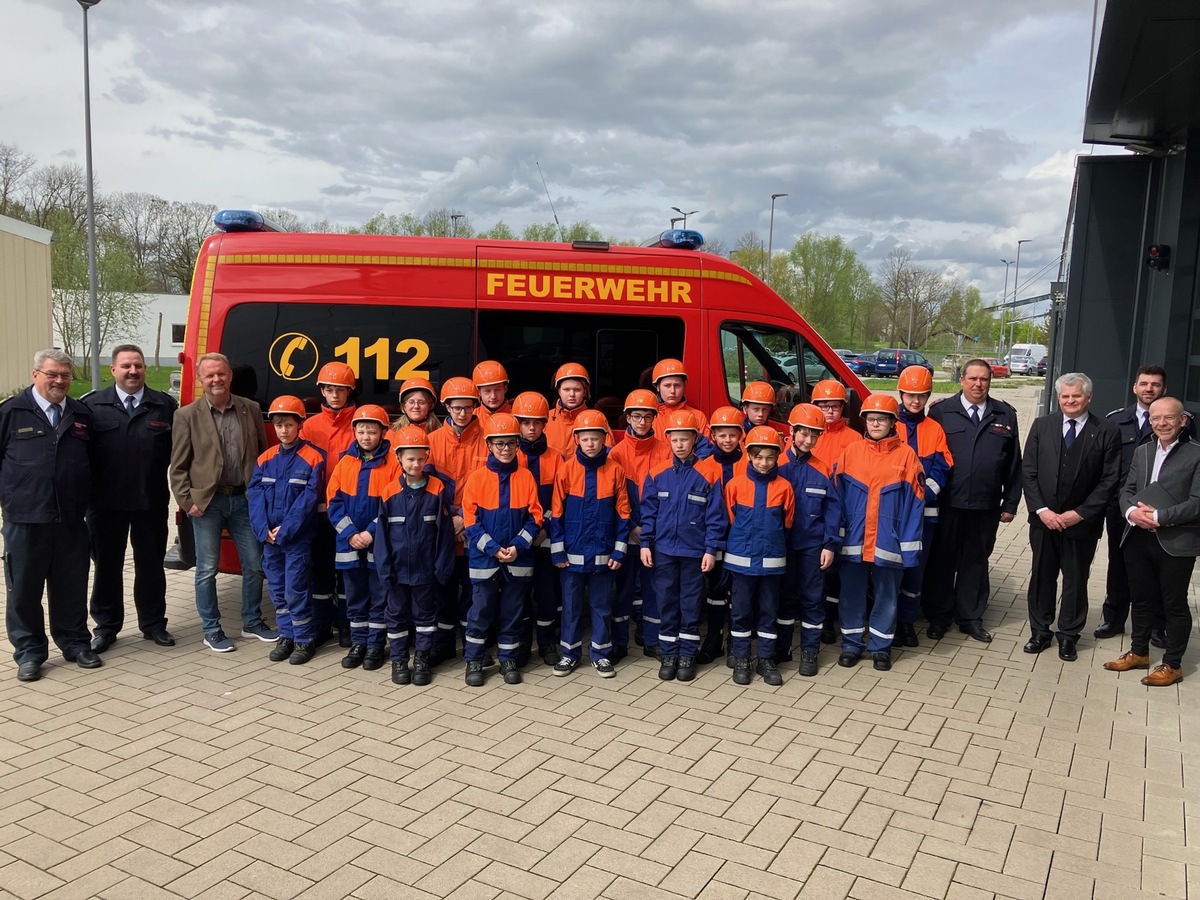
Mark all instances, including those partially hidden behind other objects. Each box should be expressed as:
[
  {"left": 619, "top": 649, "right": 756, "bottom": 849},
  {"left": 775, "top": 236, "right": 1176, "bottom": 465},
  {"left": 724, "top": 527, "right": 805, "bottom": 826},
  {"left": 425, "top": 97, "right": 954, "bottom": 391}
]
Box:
[{"left": 787, "top": 233, "right": 878, "bottom": 346}]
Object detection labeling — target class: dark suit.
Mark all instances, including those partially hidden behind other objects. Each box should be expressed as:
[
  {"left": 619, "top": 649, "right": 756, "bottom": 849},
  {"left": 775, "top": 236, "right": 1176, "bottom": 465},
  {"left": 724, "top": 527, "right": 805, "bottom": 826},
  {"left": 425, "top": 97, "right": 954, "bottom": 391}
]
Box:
[
  {"left": 1119, "top": 436, "right": 1200, "bottom": 667},
  {"left": 83, "top": 386, "right": 177, "bottom": 638},
  {"left": 1022, "top": 412, "right": 1120, "bottom": 639},
  {"left": 0, "top": 388, "right": 94, "bottom": 665}
]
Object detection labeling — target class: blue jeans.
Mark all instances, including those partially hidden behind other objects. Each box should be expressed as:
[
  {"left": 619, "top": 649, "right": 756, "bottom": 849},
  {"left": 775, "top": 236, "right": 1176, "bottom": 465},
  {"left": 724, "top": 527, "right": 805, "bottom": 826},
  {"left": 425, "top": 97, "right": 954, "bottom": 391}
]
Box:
[{"left": 189, "top": 493, "right": 265, "bottom": 636}]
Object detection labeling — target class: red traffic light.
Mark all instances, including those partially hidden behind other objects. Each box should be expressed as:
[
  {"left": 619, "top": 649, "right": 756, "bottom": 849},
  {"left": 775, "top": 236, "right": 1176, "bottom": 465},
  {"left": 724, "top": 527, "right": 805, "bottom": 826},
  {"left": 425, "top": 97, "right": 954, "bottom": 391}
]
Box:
[{"left": 1147, "top": 244, "right": 1171, "bottom": 271}]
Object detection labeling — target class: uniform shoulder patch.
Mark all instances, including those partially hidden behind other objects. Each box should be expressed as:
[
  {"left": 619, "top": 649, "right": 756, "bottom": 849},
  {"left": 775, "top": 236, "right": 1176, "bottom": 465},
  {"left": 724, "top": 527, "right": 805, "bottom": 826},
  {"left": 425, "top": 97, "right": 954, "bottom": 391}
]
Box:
[{"left": 1105, "top": 407, "right": 1125, "bottom": 419}]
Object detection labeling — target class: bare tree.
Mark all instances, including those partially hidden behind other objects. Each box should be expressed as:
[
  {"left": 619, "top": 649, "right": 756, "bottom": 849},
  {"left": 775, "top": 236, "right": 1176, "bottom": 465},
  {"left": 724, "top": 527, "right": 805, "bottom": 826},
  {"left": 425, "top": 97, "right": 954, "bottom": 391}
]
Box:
[
  {"left": 0, "top": 142, "right": 35, "bottom": 218},
  {"left": 155, "top": 201, "right": 217, "bottom": 293},
  {"left": 22, "top": 163, "right": 92, "bottom": 231}
]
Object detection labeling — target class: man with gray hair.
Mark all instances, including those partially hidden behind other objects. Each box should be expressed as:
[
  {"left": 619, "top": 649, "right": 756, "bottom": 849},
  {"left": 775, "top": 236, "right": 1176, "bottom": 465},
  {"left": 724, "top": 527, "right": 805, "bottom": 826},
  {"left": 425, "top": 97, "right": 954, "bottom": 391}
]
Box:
[
  {"left": 0, "top": 349, "right": 101, "bottom": 682},
  {"left": 1021, "top": 373, "right": 1120, "bottom": 661}
]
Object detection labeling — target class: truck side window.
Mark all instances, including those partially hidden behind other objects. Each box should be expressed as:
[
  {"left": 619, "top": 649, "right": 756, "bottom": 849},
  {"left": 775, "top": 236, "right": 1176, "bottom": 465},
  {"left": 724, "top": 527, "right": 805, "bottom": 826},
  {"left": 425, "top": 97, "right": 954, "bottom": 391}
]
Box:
[{"left": 720, "top": 323, "right": 830, "bottom": 420}]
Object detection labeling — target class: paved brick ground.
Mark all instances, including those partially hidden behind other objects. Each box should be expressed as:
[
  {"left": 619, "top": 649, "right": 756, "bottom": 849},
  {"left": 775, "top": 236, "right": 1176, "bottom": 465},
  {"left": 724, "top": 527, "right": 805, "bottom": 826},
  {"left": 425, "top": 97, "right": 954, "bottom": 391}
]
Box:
[{"left": 1, "top": 384, "right": 1196, "bottom": 899}]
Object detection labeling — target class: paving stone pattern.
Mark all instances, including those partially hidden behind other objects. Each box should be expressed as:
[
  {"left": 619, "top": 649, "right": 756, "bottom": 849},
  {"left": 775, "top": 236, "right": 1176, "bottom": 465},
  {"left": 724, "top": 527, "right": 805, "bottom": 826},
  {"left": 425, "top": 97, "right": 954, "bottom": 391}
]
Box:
[{"left": 0, "top": 385, "right": 1196, "bottom": 899}]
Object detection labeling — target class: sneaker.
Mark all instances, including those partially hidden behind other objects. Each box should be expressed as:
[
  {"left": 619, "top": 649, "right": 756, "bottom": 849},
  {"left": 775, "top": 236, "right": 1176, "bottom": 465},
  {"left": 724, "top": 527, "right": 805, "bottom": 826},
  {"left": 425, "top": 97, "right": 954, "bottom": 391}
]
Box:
[
  {"left": 756, "top": 657, "right": 783, "bottom": 686},
  {"left": 392, "top": 660, "right": 411, "bottom": 685},
  {"left": 500, "top": 660, "right": 522, "bottom": 684},
  {"left": 465, "top": 659, "right": 485, "bottom": 687},
  {"left": 732, "top": 657, "right": 752, "bottom": 685},
  {"left": 658, "top": 657, "right": 678, "bottom": 680},
  {"left": 241, "top": 623, "right": 279, "bottom": 643},
  {"left": 553, "top": 656, "right": 577, "bottom": 677},
  {"left": 676, "top": 656, "right": 696, "bottom": 682},
  {"left": 204, "top": 631, "right": 236, "bottom": 653},
  {"left": 362, "top": 646, "right": 386, "bottom": 671},
  {"left": 412, "top": 651, "right": 432, "bottom": 686},
  {"left": 289, "top": 642, "right": 316, "bottom": 665},
  {"left": 798, "top": 650, "right": 819, "bottom": 677},
  {"left": 872, "top": 651, "right": 892, "bottom": 671},
  {"left": 591, "top": 658, "right": 616, "bottom": 678},
  {"left": 268, "top": 638, "right": 295, "bottom": 662},
  {"left": 342, "top": 643, "right": 367, "bottom": 669}
]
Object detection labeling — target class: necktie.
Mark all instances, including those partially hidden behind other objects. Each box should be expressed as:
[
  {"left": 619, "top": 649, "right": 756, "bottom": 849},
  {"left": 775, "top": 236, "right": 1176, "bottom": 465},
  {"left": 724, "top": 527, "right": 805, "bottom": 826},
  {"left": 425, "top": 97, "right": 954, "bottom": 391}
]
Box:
[
  {"left": 969, "top": 404, "right": 980, "bottom": 427},
  {"left": 1065, "top": 418, "right": 1077, "bottom": 448},
  {"left": 125, "top": 395, "right": 136, "bottom": 416},
  {"left": 1139, "top": 412, "right": 1150, "bottom": 437},
  {"left": 47, "top": 404, "right": 60, "bottom": 428}
]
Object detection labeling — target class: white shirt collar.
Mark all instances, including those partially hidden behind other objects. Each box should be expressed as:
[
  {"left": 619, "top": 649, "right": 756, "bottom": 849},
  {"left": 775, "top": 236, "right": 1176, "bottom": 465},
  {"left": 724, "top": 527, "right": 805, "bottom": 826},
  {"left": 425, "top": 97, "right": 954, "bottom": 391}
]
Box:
[
  {"left": 1063, "top": 411, "right": 1089, "bottom": 430},
  {"left": 116, "top": 386, "right": 145, "bottom": 406},
  {"left": 961, "top": 395, "right": 986, "bottom": 416},
  {"left": 31, "top": 390, "right": 63, "bottom": 417}
]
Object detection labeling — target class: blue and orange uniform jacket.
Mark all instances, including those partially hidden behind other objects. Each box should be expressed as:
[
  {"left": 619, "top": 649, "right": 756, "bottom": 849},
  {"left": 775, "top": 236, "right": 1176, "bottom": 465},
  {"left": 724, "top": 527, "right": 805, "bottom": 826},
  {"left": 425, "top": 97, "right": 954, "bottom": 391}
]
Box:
[
  {"left": 812, "top": 417, "right": 862, "bottom": 472},
  {"left": 834, "top": 435, "right": 925, "bottom": 568},
  {"left": 428, "top": 418, "right": 487, "bottom": 515},
  {"left": 462, "top": 455, "right": 544, "bottom": 581},
  {"left": 779, "top": 447, "right": 842, "bottom": 552},
  {"left": 545, "top": 404, "right": 615, "bottom": 458},
  {"left": 710, "top": 446, "right": 749, "bottom": 488},
  {"left": 549, "top": 447, "right": 633, "bottom": 572},
  {"left": 723, "top": 466, "right": 794, "bottom": 575},
  {"left": 326, "top": 440, "right": 400, "bottom": 569},
  {"left": 248, "top": 440, "right": 325, "bottom": 547},
  {"left": 897, "top": 408, "right": 954, "bottom": 524},
  {"left": 640, "top": 454, "right": 728, "bottom": 559},
  {"left": 375, "top": 474, "right": 457, "bottom": 589},
  {"left": 609, "top": 428, "right": 671, "bottom": 531},
  {"left": 518, "top": 435, "right": 563, "bottom": 532}
]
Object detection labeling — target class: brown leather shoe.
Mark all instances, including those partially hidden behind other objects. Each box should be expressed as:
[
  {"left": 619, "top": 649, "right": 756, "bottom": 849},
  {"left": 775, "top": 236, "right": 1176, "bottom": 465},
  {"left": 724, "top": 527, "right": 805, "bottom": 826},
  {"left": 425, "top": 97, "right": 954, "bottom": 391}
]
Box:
[
  {"left": 1141, "top": 663, "right": 1183, "bottom": 687},
  {"left": 1103, "top": 651, "right": 1150, "bottom": 672}
]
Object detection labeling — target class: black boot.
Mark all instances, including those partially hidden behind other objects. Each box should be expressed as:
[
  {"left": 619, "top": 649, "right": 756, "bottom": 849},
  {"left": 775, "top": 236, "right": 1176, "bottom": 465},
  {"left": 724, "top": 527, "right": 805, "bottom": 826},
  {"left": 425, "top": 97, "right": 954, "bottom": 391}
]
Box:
[
  {"left": 269, "top": 638, "right": 295, "bottom": 662},
  {"left": 427, "top": 643, "right": 455, "bottom": 667},
  {"left": 412, "top": 651, "right": 432, "bottom": 686},
  {"left": 338, "top": 627, "right": 352, "bottom": 649},
  {"left": 756, "top": 657, "right": 783, "bottom": 686},
  {"left": 392, "top": 660, "right": 411, "bottom": 685},
  {"left": 676, "top": 656, "right": 696, "bottom": 682},
  {"left": 289, "top": 641, "right": 316, "bottom": 665},
  {"left": 899, "top": 623, "right": 920, "bottom": 647},
  {"left": 798, "top": 650, "right": 819, "bottom": 677},
  {"left": 362, "top": 646, "right": 386, "bottom": 671},
  {"left": 500, "top": 660, "right": 522, "bottom": 684},
  {"left": 634, "top": 619, "right": 645, "bottom": 647},
  {"left": 658, "top": 656, "right": 678, "bottom": 680},
  {"left": 695, "top": 627, "right": 725, "bottom": 665},
  {"left": 341, "top": 643, "right": 367, "bottom": 669},
  {"left": 538, "top": 644, "right": 558, "bottom": 666},
  {"left": 732, "top": 657, "right": 752, "bottom": 685},
  {"left": 465, "top": 659, "right": 485, "bottom": 687}
]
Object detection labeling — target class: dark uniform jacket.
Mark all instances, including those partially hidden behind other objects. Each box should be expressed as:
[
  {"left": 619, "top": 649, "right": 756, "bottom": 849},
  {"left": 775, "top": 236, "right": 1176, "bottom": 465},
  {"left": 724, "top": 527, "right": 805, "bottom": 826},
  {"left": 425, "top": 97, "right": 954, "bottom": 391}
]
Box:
[
  {"left": 1022, "top": 413, "right": 1121, "bottom": 541},
  {"left": 0, "top": 387, "right": 92, "bottom": 523},
  {"left": 927, "top": 393, "right": 1022, "bottom": 515},
  {"left": 1107, "top": 402, "right": 1196, "bottom": 484},
  {"left": 84, "top": 386, "right": 177, "bottom": 511}
]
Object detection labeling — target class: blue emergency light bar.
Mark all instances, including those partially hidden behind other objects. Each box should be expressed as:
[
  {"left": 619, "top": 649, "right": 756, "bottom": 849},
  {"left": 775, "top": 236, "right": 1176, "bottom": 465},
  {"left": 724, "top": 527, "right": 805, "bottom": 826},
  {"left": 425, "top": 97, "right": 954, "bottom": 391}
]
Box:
[
  {"left": 643, "top": 229, "right": 705, "bottom": 250},
  {"left": 213, "top": 209, "right": 286, "bottom": 233}
]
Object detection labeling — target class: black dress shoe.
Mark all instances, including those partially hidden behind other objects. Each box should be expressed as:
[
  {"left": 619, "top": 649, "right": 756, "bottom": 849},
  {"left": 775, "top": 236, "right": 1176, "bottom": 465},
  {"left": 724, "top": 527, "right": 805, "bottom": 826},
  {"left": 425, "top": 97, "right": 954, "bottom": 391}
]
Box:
[
  {"left": 1023, "top": 634, "right": 1053, "bottom": 654},
  {"left": 1057, "top": 635, "right": 1078, "bottom": 662},
  {"left": 142, "top": 628, "right": 176, "bottom": 647},
  {"left": 73, "top": 649, "right": 104, "bottom": 669},
  {"left": 926, "top": 625, "right": 946, "bottom": 640},
  {"left": 959, "top": 625, "right": 993, "bottom": 644},
  {"left": 1150, "top": 629, "right": 1167, "bottom": 650},
  {"left": 1092, "top": 621, "right": 1124, "bottom": 639},
  {"left": 91, "top": 633, "right": 116, "bottom": 653},
  {"left": 17, "top": 661, "right": 41, "bottom": 682}
]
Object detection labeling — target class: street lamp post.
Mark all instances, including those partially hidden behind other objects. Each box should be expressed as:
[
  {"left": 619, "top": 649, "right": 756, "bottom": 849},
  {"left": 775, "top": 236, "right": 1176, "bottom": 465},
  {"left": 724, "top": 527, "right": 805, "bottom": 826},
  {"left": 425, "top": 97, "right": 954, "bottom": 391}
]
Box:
[
  {"left": 670, "top": 217, "right": 684, "bottom": 229},
  {"left": 450, "top": 213, "right": 464, "bottom": 237},
  {"left": 1010, "top": 239, "right": 1030, "bottom": 358},
  {"left": 766, "top": 192, "right": 788, "bottom": 288},
  {"left": 79, "top": 0, "right": 103, "bottom": 390},
  {"left": 670, "top": 207, "right": 698, "bottom": 229}
]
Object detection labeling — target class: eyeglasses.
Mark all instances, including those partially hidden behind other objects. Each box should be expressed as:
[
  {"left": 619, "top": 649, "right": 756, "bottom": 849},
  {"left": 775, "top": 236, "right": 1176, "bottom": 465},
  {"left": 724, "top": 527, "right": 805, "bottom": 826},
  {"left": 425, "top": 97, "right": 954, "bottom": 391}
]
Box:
[
  {"left": 863, "top": 415, "right": 892, "bottom": 425},
  {"left": 489, "top": 440, "right": 518, "bottom": 450},
  {"left": 627, "top": 412, "right": 654, "bottom": 422},
  {"left": 36, "top": 370, "right": 72, "bottom": 382},
  {"left": 445, "top": 404, "right": 475, "bottom": 413}
]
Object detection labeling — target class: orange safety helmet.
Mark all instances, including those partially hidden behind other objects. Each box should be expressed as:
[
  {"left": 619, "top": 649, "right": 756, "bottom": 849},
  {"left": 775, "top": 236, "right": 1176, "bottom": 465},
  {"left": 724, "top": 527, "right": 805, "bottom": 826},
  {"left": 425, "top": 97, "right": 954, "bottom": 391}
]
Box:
[
  {"left": 788, "top": 403, "right": 826, "bottom": 432},
  {"left": 316, "top": 361, "right": 356, "bottom": 389},
  {"left": 652, "top": 358, "right": 688, "bottom": 384},
  {"left": 484, "top": 413, "right": 521, "bottom": 441},
  {"left": 352, "top": 404, "right": 391, "bottom": 429},
  {"left": 623, "top": 389, "right": 659, "bottom": 412},
  {"left": 440, "top": 376, "right": 480, "bottom": 406},
  {"left": 709, "top": 406, "right": 744, "bottom": 430},
  {"left": 662, "top": 410, "right": 700, "bottom": 434},
  {"left": 392, "top": 425, "right": 431, "bottom": 451},
  {"left": 511, "top": 391, "right": 550, "bottom": 420},
  {"left": 553, "top": 362, "right": 591, "bottom": 388},
  {"left": 741, "top": 381, "right": 776, "bottom": 406},
  {"left": 399, "top": 377, "right": 437, "bottom": 404},
  {"left": 811, "top": 380, "right": 848, "bottom": 403},
  {"left": 572, "top": 409, "right": 611, "bottom": 435},
  {"left": 472, "top": 360, "right": 509, "bottom": 387},
  {"left": 745, "top": 426, "right": 784, "bottom": 452},
  {"left": 267, "top": 395, "right": 306, "bottom": 420},
  {"left": 861, "top": 394, "right": 900, "bottom": 418},
  {"left": 897, "top": 366, "right": 933, "bottom": 394}
]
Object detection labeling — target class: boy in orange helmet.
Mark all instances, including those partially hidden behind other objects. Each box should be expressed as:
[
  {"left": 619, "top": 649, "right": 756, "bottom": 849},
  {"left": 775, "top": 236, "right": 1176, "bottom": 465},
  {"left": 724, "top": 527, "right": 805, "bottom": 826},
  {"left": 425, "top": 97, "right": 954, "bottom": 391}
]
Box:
[{"left": 472, "top": 360, "right": 512, "bottom": 435}]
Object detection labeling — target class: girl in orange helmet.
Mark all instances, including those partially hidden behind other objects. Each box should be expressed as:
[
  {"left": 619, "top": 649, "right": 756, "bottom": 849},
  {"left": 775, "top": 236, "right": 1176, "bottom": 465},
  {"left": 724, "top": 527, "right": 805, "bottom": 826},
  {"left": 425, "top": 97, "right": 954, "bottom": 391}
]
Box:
[{"left": 392, "top": 377, "right": 441, "bottom": 435}]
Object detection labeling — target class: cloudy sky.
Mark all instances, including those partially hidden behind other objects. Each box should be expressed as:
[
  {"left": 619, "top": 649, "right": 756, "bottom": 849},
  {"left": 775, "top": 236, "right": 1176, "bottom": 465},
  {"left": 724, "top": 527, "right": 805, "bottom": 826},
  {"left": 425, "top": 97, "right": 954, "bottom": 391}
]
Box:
[{"left": 3, "top": 0, "right": 1107, "bottom": 304}]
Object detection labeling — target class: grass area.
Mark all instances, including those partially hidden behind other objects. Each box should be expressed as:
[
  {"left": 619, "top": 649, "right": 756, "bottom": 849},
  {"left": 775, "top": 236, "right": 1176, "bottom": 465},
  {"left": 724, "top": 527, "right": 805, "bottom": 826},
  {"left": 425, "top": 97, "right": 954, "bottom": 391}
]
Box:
[
  {"left": 861, "top": 375, "right": 1034, "bottom": 394},
  {"left": 68, "top": 365, "right": 177, "bottom": 398}
]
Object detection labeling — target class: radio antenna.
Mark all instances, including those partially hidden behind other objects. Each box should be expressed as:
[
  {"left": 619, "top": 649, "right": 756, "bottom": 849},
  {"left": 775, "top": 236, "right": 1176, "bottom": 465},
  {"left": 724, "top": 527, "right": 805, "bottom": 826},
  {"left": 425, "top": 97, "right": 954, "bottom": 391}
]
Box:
[{"left": 536, "top": 161, "right": 564, "bottom": 242}]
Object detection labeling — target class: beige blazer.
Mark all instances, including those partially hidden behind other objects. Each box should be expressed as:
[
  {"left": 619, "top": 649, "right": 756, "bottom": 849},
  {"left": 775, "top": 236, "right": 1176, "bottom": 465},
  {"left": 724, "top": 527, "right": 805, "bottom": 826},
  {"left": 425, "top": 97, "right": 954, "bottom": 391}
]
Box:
[{"left": 169, "top": 394, "right": 267, "bottom": 513}]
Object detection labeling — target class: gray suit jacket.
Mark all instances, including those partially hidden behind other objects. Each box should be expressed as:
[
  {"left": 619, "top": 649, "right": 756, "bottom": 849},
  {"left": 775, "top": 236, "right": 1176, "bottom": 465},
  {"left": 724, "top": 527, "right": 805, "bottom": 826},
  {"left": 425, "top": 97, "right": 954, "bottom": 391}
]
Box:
[
  {"left": 169, "top": 394, "right": 267, "bottom": 514},
  {"left": 1119, "top": 437, "right": 1200, "bottom": 557}
]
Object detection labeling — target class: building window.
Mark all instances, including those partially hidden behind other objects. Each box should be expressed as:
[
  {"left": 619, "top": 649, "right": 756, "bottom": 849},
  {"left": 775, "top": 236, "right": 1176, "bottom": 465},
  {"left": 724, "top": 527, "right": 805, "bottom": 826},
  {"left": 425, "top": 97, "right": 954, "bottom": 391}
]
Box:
[{"left": 171, "top": 324, "right": 185, "bottom": 344}]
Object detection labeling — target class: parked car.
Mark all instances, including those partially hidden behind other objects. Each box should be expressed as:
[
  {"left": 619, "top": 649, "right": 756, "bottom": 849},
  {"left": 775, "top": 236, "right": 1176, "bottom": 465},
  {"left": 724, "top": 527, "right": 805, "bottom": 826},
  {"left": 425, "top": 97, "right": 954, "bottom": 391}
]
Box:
[
  {"left": 983, "top": 358, "right": 1010, "bottom": 378},
  {"left": 873, "top": 348, "right": 934, "bottom": 378},
  {"left": 846, "top": 353, "right": 876, "bottom": 377},
  {"left": 1009, "top": 355, "right": 1036, "bottom": 376},
  {"left": 1035, "top": 355, "right": 1048, "bottom": 376}
]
